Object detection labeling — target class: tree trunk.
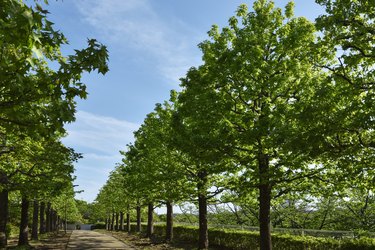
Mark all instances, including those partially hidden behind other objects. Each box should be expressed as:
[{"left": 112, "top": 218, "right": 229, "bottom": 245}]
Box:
[
  {"left": 52, "top": 210, "right": 57, "bottom": 232},
  {"left": 51, "top": 210, "right": 55, "bottom": 232},
  {"left": 105, "top": 217, "right": 109, "bottom": 231},
  {"left": 136, "top": 204, "right": 141, "bottom": 232},
  {"left": 166, "top": 201, "right": 173, "bottom": 242},
  {"left": 46, "top": 202, "right": 51, "bottom": 233},
  {"left": 0, "top": 189, "right": 9, "bottom": 248},
  {"left": 126, "top": 212, "right": 131, "bottom": 233},
  {"left": 146, "top": 202, "right": 154, "bottom": 237},
  {"left": 31, "top": 200, "right": 39, "bottom": 240},
  {"left": 198, "top": 170, "right": 208, "bottom": 250},
  {"left": 57, "top": 216, "right": 61, "bottom": 232},
  {"left": 64, "top": 202, "right": 67, "bottom": 233},
  {"left": 39, "top": 202, "right": 45, "bottom": 234},
  {"left": 115, "top": 212, "right": 119, "bottom": 231},
  {"left": 259, "top": 153, "right": 272, "bottom": 250},
  {"left": 120, "top": 212, "right": 124, "bottom": 231},
  {"left": 18, "top": 196, "right": 30, "bottom": 246},
  {"left": 111, "top": 212, "right": 115, "bottom": 231},
  {"left": 50, "top": 209, "right": 54, "bottom": 232}
]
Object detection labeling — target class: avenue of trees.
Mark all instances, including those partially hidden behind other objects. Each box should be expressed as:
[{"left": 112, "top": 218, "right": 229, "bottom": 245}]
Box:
[
  {"left": 0, "top": 0, "right": 108, "bottom": 247},
  {"left": 94, "top": 0, "right": 374, "bottom": 250}
]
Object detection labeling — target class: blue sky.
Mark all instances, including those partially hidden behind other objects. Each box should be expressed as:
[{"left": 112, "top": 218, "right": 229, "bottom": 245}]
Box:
[{"left": 43, "top": 0, "right": 324, "bottom": 202}]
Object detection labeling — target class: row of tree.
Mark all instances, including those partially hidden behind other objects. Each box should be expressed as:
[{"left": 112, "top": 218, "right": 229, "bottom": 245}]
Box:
[
  {"left": 0, "top": 0, "right": 108, "bottom": 247},
  {"left": 94, "top": 0, "right": 374, "bottom": 249}
]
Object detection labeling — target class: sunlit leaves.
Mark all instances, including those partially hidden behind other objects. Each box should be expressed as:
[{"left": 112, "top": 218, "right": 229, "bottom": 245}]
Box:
[{"left": 0, "top": 0, "right": 109, "bottom": 138}]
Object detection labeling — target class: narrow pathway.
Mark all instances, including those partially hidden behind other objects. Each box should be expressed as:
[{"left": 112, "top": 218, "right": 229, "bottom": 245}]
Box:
[{"left": 67, "top": 230, "right": 134, "bottom": 249}]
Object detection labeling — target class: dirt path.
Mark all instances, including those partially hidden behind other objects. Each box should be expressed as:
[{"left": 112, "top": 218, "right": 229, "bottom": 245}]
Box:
[{"left": 67, "top": 230, "right": 134, "bottom": 249}]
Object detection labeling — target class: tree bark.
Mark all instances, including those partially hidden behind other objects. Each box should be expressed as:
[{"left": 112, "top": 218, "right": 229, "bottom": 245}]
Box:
[
  {"left": 52, "top": 210, "right": 57, "bottom": 232},
  {"left": 111, "top": 212, "right": 115, "bottom": 231},
  {"left": 31, "top": 199, "right": 39, "bottom": 240},
  {"left": 51, "top": 210, "right": 55, "bottom": 232},
  {"left": 46, "top": 202, "right": 51, "bottom": 233},
  {"left": 18, "top": 196, "right": 30, "bottom": 246},
  {"left": 198, "top": 171, "right": 208, "bottom": 250},
  {"left": 166, "top": 201, "right": 173, "bottom": 242},
  {"left": 49, "top": 208, "right": 53, "bottom": 232},
  {"left": 119, "top": 212, "right": 124, "bottom": 231},
  {"left": 57, "top": 216, "right": 61, "bottom": 232},
  {"left": 126, "top": 211, "right": 131, "bottom": 233},
  {"left": 146, "top": 202, "right": 154, "bottom": 237},
  {"left": 0, "top": 189, "right": 9, "bottom": 248},
  {"left": 259, "top": 153, "right": 272, "bottom": 250},
  {"left": 115, "top": 212, "right": 119, "bottom": 231},
  {"left": 39, "top": 202, "right": 45, "bottom": 234},
  {"left": 136, "top": 204, "right": 141, "bottom": 232},
  {"left": 105, "top": 217, "right": 109, "bottom": 231}
]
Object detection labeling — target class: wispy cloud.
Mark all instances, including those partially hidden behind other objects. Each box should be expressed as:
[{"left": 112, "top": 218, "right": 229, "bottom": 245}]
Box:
[
  {"left": 62, "top": 111, "right": 138, "bottom": 202},
  {"left": 72, "top": 154, "right": 118, "bottom": 202},
  {"left": 74, "top": 0, "right": 201, "bottom": 84},
  {"left": 63, "top": 110, "right": 138, "bottom": 155}
]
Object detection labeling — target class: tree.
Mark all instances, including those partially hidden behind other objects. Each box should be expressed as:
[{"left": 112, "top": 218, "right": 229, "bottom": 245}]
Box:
[
  {"left": 310, "top": 0, "right": 375, "bottom": 186},
  {"left": 177, "top": 1, "right": 326, "bottom": 249},
  {"left": 13, "top": 136, "right": 79, "bottom": 245},
  {"left": 0, "top": 1, "right": 108, "bottom": 137},
  {"left": 126, "top": 100, "right": 192, "bottom": 240},
  {"left": 75, "top": 200, "right": 94, "bottom": 224},
  {"left": 94, "top": 165, "right": 134, "bottom": 232},
  {"left": 0, "top": 0, "right": 108, "bottom": 246},
  {"left": 173, "top": 79, "right": 237, "bottom": 249}
]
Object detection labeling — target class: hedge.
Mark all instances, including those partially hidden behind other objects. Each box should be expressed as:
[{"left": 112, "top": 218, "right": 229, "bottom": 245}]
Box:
[
  {"left": 91, "top": 222, "right": 106, "bottom": 230},
  {"left": 142, "top": 224, "right": 375, "bottom": 250},
  {"left": 104, "top": 223, "right": 375, "bottom": 249}
]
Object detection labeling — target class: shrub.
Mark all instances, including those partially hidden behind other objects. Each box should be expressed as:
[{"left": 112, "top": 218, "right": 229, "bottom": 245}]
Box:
[
  {"left": 122, "top": 223, "right": 375, "bottom": 249},
  {"left": 91, "top": 222, "right": 106, "bottom": 230},
  {"left": 151, "top": 224, "right": 375, "bottom": 250},
  {"left": 6, "top": 224, "right": 11, "bottom": 238}
]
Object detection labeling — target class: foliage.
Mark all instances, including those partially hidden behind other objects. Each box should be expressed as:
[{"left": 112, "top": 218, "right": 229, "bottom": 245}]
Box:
[
  {"left": 119, "top": 100, "right": 192, "bottom": 207},
  {"left": 129, "top": 224, "right": 375, "bottom": 250},
  {"left": 94, "top": 0, "right": 375, "bottom": 249},
  {"left": 52, "top": 191, "right": 83, "bottom": 224},
  {"left": 0, "top": 0, "right": 108, "bottom": 138},
  {"left": 75, "top": 199, "right": 94, "bottom": 223},
  {"left": 5, "top": 224, "right": 14, "bottom": 237},
  {"left": 0, "top": 0, "right": 109, "bottom": 192},
  {"left": 0, "top": 0, "right": 109, "bottom": 246},
  {"left": 303, "top": 0, "right": 375, "bottom": 188}
]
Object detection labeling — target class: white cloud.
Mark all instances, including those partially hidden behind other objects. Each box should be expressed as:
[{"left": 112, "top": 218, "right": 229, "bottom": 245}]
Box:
[
  {"left": 74, "top": 0, "right": 201, "bottom": 84},
  {"left": 62, "top": 111, "right": 139, "bottom": 202},
  {"left": 74, "top": 178, "right": 105, "bottom": 202},
  {"left": 63, "top": 110, "right": 138, "bottom": 154}
]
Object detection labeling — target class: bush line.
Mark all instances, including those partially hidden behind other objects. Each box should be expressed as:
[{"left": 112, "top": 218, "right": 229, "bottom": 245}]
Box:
[{"left": 92, "top": 223, "right": 375, "bottom": 249}]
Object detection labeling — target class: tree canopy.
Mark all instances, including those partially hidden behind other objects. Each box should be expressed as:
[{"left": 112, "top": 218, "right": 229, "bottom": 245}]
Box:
[
  {"left": 0, "top": 0, "right": 109, "bottom": 247},
  {"left": 93, "top": 1, "right": 375, "bottom": 249}
]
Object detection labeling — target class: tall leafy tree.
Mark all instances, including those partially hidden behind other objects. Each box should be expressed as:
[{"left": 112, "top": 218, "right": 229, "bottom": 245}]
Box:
[
  {"left": 128, "top": 101, "right": 192, "bottom": 240},
  {"left": 0, "top": 0, "right": 109, "bottom": 246},
  {"left": 177, "top": 1, "right": 326, "bottom": 249},
  {"left": 174, "top": 69, "right": 238, "bottom": 249},
  {"left": 121, "top": 145, "right": 148, "bottom": 232},
  {"left": 7, "top": 136, "right": 79, "bottom": 246}
]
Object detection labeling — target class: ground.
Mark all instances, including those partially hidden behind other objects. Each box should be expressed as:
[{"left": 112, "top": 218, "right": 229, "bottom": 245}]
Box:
[
  {"left": 95, "top": 229, "right": 204, "bottom": 250},
  {"left": 7, "top": 231, "right": 71, "bottom": 249},
  {"left": 5, "top": 230, "right": 224, "bottom": 249}
]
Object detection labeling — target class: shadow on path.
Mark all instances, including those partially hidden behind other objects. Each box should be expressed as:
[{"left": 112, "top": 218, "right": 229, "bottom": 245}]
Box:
[{"left": 67, "top": 230, "right": 134, "bottom": 249}]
